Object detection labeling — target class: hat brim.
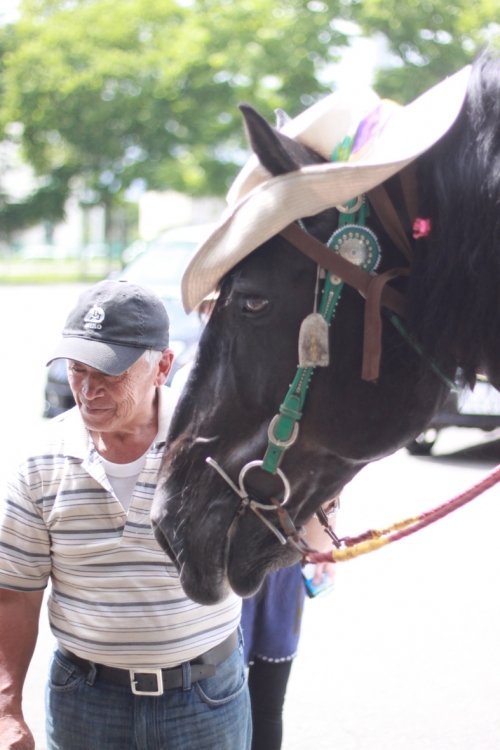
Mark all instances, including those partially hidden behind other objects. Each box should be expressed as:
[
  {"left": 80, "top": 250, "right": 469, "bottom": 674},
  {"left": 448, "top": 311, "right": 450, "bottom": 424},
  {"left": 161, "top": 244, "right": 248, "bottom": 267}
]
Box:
[
  {"left": 181, "top": 65, "right": 471, "bottom": 313},
  {"left": 46, "top": 337, "right": 146, "bottom": 376}
]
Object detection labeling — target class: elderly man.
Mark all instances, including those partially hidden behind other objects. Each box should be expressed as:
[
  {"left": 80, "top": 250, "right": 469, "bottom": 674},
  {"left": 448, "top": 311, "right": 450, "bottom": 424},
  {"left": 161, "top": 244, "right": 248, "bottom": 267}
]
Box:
[{"left": 0, "top": 280, "right": 250, "bottom": 750}]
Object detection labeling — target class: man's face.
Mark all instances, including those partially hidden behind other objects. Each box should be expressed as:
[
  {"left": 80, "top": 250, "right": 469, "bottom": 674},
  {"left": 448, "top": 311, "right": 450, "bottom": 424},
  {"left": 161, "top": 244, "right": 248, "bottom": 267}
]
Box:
[{"left": 67, "top": 352, "right": 171, "bottom": 433}]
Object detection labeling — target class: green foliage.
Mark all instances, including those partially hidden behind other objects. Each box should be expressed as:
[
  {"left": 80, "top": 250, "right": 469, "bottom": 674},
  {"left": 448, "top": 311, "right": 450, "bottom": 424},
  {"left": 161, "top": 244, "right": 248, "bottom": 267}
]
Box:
[
  {"left": 0, "top": 24, "right": 17, "bottom": 135},
  {"left": 1, "top": 0, "right": 348, "bottom": 210},
  {"left": 0, "top": 0, "right": 497, "bottom": 237},
  {"left": 351, "top": 0, "right": 500, "bottom": 100},
  {"left": 0, "top": 165, "right": 72, "bottom": 237}
]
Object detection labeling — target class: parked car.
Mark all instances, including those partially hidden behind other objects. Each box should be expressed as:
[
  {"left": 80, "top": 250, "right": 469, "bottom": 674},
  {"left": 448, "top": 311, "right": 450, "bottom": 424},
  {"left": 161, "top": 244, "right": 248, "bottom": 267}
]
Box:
[
  {"left": 43, "top": 224, "right": 213, "bottom": 418},
  {"left": 113, "top": 223, "right": 215, "bottom": 297},
  {"left": 407, "top": 375, "right": 500, "bottom": 454}
]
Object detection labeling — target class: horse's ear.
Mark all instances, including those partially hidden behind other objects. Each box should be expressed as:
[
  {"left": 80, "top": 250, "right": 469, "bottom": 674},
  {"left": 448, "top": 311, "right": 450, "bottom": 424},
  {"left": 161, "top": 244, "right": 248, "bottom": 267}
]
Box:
[{"left": 239, "top": 103, "right": 326, "bottom": 177}]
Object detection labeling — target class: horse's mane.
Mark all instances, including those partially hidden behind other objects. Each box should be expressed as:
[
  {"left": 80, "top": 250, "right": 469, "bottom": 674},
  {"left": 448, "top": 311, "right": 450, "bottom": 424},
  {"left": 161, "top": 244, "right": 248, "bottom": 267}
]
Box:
[{"left": 406, "top": 51, "right": 500, "bottom": 387}]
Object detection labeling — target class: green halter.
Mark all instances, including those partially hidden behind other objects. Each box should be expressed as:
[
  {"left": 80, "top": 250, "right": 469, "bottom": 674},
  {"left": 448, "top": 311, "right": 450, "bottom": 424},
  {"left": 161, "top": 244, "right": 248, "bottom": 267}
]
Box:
[
  {"left": 206, "top": 140, "right": 455, "bottom": 548},
  {"left": 261, "top": 191, "right": 381, "bottom": 476},
  {"left": 256, "top": 127, "right": 453, "bottom": 488}
]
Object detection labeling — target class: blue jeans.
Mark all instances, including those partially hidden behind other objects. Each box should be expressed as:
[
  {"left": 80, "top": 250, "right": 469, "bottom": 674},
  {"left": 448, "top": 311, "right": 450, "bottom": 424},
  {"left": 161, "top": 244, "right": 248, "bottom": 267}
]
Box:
[{"left": 45, "top": 635, "right": 251, "bottom": 750}]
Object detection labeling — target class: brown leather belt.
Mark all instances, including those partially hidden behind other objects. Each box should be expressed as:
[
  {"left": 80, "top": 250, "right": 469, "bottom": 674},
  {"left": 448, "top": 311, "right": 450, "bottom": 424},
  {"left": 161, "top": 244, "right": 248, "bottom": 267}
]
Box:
[{"left": 58, "top": 630, "right": 238, "bottom": 695}]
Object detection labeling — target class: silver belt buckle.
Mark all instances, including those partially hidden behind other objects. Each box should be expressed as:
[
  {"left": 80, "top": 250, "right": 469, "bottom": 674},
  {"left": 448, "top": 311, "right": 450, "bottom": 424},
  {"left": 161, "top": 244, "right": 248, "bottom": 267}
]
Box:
[{"left": 130, "top": 668, "right": 164, "bottom": 696}]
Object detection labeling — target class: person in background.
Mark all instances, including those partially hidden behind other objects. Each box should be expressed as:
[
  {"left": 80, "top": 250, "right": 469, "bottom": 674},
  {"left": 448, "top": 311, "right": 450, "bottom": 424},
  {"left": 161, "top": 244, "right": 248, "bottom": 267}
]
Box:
[
  {"left": 0, "top": 280, "right": 251, "bottom": 750},
  {"left": 241, "top": 508, "right": 337, "bottom": 750}
]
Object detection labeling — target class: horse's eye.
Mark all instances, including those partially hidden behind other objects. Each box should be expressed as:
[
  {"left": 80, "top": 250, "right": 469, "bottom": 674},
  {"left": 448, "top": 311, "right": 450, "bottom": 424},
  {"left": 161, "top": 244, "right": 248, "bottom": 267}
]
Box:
[{"left": 242, "top": 297, "right": 269, "bottom": 314}]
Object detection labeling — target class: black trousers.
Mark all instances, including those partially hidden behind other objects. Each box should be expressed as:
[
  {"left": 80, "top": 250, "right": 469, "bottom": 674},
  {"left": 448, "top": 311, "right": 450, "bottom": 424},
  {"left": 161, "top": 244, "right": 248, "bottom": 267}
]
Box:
[{"left": 247, "top": 658, "right": 293, "bottom": 750}]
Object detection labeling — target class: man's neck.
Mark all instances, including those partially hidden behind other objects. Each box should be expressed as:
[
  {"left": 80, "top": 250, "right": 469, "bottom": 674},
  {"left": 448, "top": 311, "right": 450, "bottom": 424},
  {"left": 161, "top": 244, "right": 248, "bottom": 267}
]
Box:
[
  {"left": 89, "top": 393, "right": 159, "bottom": 464},
  {"left": 90, "top": 421, "right": 158, "bottom": 464}
]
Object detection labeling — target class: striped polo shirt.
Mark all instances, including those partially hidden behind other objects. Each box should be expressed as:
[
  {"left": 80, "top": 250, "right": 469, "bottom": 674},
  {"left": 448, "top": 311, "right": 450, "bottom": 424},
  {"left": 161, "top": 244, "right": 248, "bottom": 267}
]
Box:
[{"left": 0, "top": 387, "right": 241, "bottom": 669}]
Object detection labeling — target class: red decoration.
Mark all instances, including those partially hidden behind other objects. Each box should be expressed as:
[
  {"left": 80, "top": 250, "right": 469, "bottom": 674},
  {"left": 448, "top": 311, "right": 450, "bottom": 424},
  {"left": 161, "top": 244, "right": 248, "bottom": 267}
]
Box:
[{"left": 412, "top": 217, "right": 432, "bottom": 239}]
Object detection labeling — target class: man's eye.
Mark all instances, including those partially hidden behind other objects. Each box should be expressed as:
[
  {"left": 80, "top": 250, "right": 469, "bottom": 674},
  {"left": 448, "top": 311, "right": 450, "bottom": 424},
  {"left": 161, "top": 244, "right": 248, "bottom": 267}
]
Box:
[{"left": 242, "top": 297, "right": 269, "bottom": 314}]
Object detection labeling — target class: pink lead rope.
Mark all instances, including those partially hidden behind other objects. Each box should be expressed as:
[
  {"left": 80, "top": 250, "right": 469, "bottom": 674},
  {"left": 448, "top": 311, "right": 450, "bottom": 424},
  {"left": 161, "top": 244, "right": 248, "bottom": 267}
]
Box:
[{"left": 307, "top": 464, "right": 500, "bottom": 564}]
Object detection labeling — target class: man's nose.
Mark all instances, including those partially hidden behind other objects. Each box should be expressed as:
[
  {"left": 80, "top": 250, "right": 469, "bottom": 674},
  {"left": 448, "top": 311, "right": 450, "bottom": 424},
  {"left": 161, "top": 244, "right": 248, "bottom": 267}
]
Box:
[{"left": 81, "top": 374, "right": 103, "bottom": 398}]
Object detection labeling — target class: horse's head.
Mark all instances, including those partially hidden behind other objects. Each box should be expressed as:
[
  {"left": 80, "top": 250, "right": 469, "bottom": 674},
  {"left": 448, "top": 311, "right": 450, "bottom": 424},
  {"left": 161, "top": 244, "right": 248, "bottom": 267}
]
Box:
[{"left": 152, "top": 53, "right": 500, "bottom": 604}]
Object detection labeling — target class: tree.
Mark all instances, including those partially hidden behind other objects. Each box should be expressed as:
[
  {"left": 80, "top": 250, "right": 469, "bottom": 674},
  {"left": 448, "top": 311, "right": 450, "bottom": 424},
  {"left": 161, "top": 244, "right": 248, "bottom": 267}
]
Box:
[
  {"left": 351, "top": 0, "right": 500, "bottom": 100},
  {"left": 0, "top": 0, "right": 350, "bottom": 237},
  {"left": 2, "top": 0, "right": 498, "bottom": 239}
]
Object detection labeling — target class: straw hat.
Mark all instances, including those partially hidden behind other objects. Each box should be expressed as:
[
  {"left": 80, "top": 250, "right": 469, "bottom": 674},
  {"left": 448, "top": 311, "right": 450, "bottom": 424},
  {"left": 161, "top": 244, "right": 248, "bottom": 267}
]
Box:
[{"left": 182, "top": 66, "right": 472, "bottom": 312}]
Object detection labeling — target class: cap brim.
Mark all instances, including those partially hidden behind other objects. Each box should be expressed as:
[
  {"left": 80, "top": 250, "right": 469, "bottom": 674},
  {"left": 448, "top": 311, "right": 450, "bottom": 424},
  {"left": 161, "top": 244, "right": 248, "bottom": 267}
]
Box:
[
  {"left": 46, "top": 337, "right": 146, "bottom": 375},
  {"left": 181, "top": 65, "right": 471, "bottom": 313}
]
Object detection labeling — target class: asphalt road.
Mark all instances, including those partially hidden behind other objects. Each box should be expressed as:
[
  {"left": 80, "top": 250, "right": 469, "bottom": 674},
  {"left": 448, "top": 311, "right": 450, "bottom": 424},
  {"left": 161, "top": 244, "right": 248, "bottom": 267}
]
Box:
[{"left": 1, "top": 285, "right": 500, "bottom": 749}]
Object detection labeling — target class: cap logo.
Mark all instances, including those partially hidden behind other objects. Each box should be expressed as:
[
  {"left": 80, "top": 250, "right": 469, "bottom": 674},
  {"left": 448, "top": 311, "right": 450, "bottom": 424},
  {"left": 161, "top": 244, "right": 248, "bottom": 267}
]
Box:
[{"left": 84, "top": 304, "right": 105, "bottom": 331}]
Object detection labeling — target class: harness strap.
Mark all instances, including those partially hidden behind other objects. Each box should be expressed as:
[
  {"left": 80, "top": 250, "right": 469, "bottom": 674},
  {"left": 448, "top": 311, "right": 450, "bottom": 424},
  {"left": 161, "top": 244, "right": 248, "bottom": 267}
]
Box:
[
  {"left": 366, "top": 163, "right": 418, "bottom": 263},
  {"left": 280, "top": 222, "right": 407, "bottom": 382},
  {"left": 262, "top": 367, "right": 314, "bottom": 473},
  {"left": 367, "top": 185, "right": 413, "bottom": 262},
  {"left": 362, "top": 267, "right": 410, "bottom": 381},
  {"left": 281, "top": 222, "right": 453, "bottom": 388},
  {"left": 280, "top": 223, "right": 406, "bottom": 318}
]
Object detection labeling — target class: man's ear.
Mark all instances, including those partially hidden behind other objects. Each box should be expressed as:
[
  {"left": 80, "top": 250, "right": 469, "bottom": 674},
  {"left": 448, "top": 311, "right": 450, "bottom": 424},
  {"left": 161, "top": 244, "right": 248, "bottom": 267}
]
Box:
[{"left": 155, "top": 349, "right": 174, "bottom": 386}]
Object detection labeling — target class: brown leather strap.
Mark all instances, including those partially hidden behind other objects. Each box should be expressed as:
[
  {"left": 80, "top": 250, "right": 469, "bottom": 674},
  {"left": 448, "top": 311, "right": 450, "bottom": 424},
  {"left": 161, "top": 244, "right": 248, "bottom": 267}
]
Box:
[
  {"left": 362, "top": 267, "right": 409, "bottom": 381},
  {"left": 367, "top": 184, "right": 413, "bottom": 262},
  {"left": 366, "top": 162, "right": 418, "bottom": 263},
  {"left": 280, "top": 223, "right": 406, "bottom": 318},
  {"left": 280, "top": 223, "right": 409, "bottom": 383}
]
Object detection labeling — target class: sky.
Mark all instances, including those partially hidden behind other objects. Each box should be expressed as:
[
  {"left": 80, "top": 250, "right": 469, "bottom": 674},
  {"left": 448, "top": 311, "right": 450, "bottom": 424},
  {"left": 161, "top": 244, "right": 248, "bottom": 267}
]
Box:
[{"left": 0, "top": 0, "right": 20, "bottom": 24}]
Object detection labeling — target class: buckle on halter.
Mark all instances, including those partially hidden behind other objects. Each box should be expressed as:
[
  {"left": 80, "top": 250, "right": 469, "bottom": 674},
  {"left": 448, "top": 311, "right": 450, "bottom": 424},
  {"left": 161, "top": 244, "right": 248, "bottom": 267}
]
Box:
[
  {"left": 267, "top": 414, "right": 299, "bottom": 448},
  {"left": 130, "top": 668, "right": 164, "bottom": 696}
]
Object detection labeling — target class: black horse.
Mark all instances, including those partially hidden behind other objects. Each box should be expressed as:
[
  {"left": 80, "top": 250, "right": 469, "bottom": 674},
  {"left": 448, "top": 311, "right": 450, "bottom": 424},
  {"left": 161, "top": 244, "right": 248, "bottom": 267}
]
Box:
[{"left": 152, "top": 53, "right": 500, "bottom": 605}]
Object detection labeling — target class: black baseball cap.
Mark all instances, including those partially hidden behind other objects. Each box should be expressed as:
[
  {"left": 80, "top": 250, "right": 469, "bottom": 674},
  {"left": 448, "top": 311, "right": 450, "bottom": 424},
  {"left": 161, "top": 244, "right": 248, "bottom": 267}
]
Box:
[{"left": 46, "top": 280, "right": 170, "bottom": 375}]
